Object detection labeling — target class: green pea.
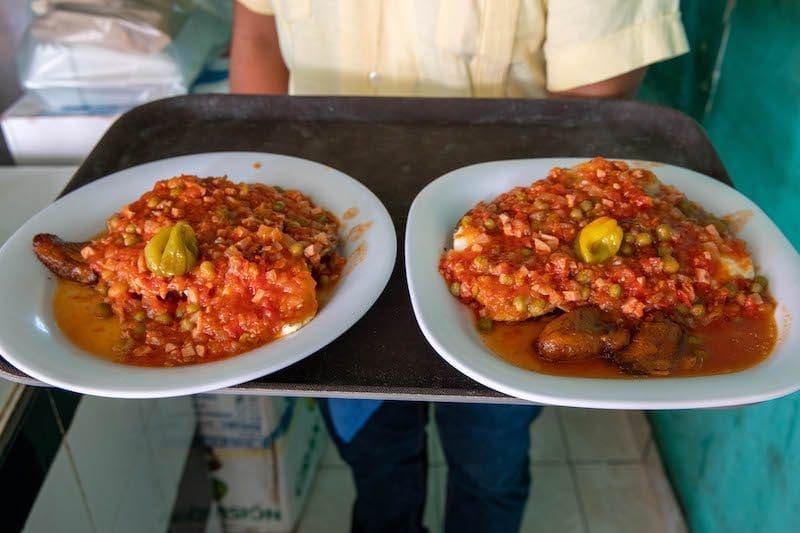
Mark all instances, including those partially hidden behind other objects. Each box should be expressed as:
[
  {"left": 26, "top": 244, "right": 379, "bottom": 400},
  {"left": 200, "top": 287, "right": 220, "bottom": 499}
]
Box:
[
  {"left": 635, "top": 232, "right": 652, "bottom": 247},
  {"left": 125, "top": 223, "right": 137, "bottom": 234},
  {"left": 180, "top": 318, "right": 194, "bottom": 332},
  {"left": 623, "top": 233, "right": 635, "bottom": 244},
  {"left": 608, "top": 284, "right": 622, "bottom": 298},
  {"left": 569, "top": 208, "right": 584, "bottom": 221},
  {"left": 460, "top": 215, "right": 473, "bottom": 227},
  {"left": 147, "top": 197, "right": 160, "bottom": 209},
  {"left": 711, "top": 218, "right": 729, "bottom": 233},
  {"left": 133, "top": 310, "right": 147, "bottom": 322},
  {"left": 620, "top": 243, "right": 634, "bottom": 256},
  {"left": 123, "top": 233, "right": 140, "bottom": 246},
  {"left": 513, "top": 295, "right": 528, "bottom": 313},
  {"left": 580, "top": 199, "right": 594, "bottom": 212},
  {"left": 724, "top": 282, "right": 738, "bottom": 296},
  {"left": 690, "top": 303, "right": 705, "bottom": 317},
  {"left": 154, "top": 313, "right": 172, "bottom": 325},
  {"left": 132, "top": 323, "right": 146, "bottom": 338},
  {"left": 676, "top": 304, "right": 689, "bottom": 314},
  {"left": 521, "top": 247, "right": 533, "bottom": 257},
  {"left": 754, "top": 275, "right": 768, "bottom": 288},
  {"left": 199, "top": 261, "right": 216, "bottom": 280},
  {"left": 655, "top": 224, "right": 672, "bottom": 241},
  {"left": 581, "top": 286, "right": 591, "bottom": 299},
  {"left": 483, "top": 218, "right": 497, "bottom": 231},
  {"left": 528, "top": 298, "right": 547, "bottom": 316},
  {"left": 186, "top": 303, "right": 200, "bottom": 314},
  {"left": 750, "top": 282, "right": 764, "bottom": 294},
  {"left": 658, "top": 245, "right": 673, "bottom": 257},
  {"left": 533, "top": 199, "right": 549, "bottom": 210},
  {"left": 95, "top": 302, "right": 113, "bottom": 319},
  {"left": 289, "top": 242, "right": 305, "bottom": 257},
  {"left": 273, "top": 201, "right": 286, "bottom": 212},
  {"left": 687, "top": 335, "right": 703, "bottom": 346},
  {"left": 575, "top": 270, "right": 592, "bottom": 284},
  {"left": 450, "top": 282, "right": 461, "bottom": 297},
  {"left": 477, "top": 316, "right": 493, "bottom": 331},
  {"left": 662, "top": 256, "right": 680, "bottom": 274},
  {"left": 499, "top": 274, "right": 513, "bottom": 286},
  {"left": 473, "top": 256, "right": 489, "bottom": 269}
]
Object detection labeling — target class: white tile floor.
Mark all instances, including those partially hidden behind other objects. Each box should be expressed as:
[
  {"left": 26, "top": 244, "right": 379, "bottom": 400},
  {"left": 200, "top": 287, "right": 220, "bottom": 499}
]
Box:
[{"left": 297, "top": 407, "right": 686, "bottom": 533}]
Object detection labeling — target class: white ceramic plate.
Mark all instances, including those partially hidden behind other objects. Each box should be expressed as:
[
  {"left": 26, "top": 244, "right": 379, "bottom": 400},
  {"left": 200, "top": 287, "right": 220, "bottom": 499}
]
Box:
[
  {"left": 406, "top": 158, "right": 800, "bottom": 409},
  {"left": 0, "top": 152, "right": 396, "bottom": 398}
]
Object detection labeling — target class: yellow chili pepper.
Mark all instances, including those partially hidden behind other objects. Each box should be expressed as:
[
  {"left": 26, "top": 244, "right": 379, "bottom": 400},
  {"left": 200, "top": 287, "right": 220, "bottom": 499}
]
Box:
[
  {"left": 575, "top": 216, "right": 623, "bottom": 264},
  {"left": 145, "top": 221, "right": 199, "bottom": 277}
]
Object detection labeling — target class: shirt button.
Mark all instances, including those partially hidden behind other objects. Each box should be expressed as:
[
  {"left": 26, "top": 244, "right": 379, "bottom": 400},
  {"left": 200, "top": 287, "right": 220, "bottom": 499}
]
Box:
[{"left": 368, "top": 71, "right": 380, "bottom": 84}]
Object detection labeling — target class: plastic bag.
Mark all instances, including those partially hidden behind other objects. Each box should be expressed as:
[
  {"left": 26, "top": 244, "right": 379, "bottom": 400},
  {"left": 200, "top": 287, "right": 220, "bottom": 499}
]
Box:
[{"left": 18, "top": 0, "right": 230, "bottom": 111}]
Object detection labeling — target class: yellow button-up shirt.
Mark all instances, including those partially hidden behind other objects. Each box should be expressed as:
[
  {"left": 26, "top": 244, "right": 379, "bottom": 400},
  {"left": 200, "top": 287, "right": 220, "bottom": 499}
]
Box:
[{"left": 238, "top": 0, "right": 688, "bottom": 97}]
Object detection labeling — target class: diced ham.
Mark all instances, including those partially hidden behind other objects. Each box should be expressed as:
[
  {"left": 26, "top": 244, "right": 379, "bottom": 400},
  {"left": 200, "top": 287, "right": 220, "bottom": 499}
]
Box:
[
  {"left": 695, "top": 268, "right": 711, "bottom": 284},
  {"left": 621, "top": 297, "right": 645, "bottom": 318},
  {"left": 540, "top": 233, "right": 560, "bottom": 249},
  {"left": 533, "top": 238, "right": 551, "bottom": 253}
]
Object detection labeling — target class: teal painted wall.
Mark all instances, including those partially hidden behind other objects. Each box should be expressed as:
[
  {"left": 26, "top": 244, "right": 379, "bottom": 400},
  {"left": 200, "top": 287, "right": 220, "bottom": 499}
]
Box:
[{"left": 640, "top": 1, "right": 800, "bottom": 532}]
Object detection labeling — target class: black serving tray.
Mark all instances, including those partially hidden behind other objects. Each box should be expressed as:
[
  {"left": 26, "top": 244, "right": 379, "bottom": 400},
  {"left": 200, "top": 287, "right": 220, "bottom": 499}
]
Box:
[{"left": 0, "top": 95, "right": 729, "bottom": 401}]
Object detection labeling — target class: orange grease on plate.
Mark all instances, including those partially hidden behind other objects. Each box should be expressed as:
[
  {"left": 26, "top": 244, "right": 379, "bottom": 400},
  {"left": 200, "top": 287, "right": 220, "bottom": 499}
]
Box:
[
  {"left": 54, "top": 280, "right": 121, "bottom": 361},
  {"left": 253, "top": 162, "right": 262, "bottom": 169},
  {"left": 481, "top": 310, "right": 777, "bottom": 378},
  {"left": 631, "top": 160, "right": 664, "bottom": 169},
  {"left": 342, "top": 207, "right": 359, "bottom": 221},
  {"left": 341, "top": 242, "right": 368, "bottom": 278},
  {"left": 723, "top": 210, "right": 754, "bottom": 233},
  {"left": 777, "top": 305, "right": 792, "bottom": 347},
  {"left": 347, "top": 221, "right": 373, "bottom": 242}
]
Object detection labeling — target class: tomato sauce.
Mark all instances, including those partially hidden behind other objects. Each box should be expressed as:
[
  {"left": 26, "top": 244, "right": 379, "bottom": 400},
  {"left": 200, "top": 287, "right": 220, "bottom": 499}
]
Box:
[
  {"left": 442, "top": 158, "right": 779, "bottom": 378},
  {"left": 56, "top": 175, "right": 345, "bottom": 367}
]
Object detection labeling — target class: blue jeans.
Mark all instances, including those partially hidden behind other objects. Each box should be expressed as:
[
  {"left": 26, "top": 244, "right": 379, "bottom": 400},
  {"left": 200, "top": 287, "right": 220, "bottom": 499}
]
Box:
[{"left": 319, "top": 400, "right": 542, "bottom": 533}]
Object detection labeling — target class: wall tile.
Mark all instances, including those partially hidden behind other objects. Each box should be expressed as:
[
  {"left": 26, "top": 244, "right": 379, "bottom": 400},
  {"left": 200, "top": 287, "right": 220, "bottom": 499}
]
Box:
[
  {"left": 521, "top": 464, "right": 584, "bottom": 533},
  {"left": 146, "top": 397, "right": 195, "bottom": 508},
  {"left": 111, "top": 443, "right": 168, "bottom": 533},
  {"left": 23, "top": 446, "right": 94, "bottom": 533},
  {"left": 66, "top": 397, "right": 148, "bottom": 532},
  {"left": 645, "top": 443, "right": 687, "bottom": 533},
  {"left": 531, "top": 407, "right": 567, "bottom": 463},
  {"left": 625, "top": 411, "right": 652, "bottom": 459},
  {"left": 575, "top": 464, "right": 663, "bottom": 533},
  {"left": 559, "top": 408, "right": 640, "bottom": 462}
]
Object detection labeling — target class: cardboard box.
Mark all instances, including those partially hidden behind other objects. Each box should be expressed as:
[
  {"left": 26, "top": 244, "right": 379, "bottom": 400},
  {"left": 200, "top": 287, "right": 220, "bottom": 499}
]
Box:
[{"left": 194, "top": 396, "right": 326, "bottom": 533}]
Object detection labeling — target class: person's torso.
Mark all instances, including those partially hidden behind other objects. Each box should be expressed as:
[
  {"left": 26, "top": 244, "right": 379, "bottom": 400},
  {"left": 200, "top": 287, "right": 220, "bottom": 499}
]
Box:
[{"left": 270, "top": 0, "right": 548, "bottom": 97}]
